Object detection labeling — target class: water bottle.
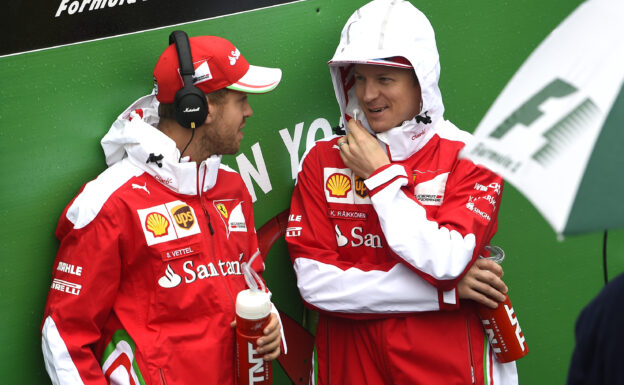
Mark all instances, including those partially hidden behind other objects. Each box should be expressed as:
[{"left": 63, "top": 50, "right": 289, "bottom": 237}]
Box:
[
  {"left": 476, "top": 246, "right": 529, "bottom": 363},
  {"left": 236, "top": 254, "right": 273, "bottom": 385}
]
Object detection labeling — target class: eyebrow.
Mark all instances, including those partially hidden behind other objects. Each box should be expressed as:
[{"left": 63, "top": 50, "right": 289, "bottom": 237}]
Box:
[{"left": 353, "top": 70, "right": 393, "bottom": 77}]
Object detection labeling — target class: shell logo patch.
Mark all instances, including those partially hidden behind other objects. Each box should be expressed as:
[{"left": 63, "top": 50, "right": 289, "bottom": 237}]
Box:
[
  {"left": 326, "top": 173, "right": 352, "bottom": 198},
  {"left": 323, "top": 168, "right": 371, "bottom": 204},
  {"left": 145, "top": 212, "right": 170, "bottom": 237},
  {"left": 137, "top": 201, "right": 201, "bottom": 246}
]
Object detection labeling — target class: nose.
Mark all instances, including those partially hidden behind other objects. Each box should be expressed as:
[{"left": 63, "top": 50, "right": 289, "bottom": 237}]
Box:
[
  {"left": 244, "top": 99, "right": 253, "bottom": 118},
  {"left": 360, "top": 81, "right": 379, "bottom": 103}
]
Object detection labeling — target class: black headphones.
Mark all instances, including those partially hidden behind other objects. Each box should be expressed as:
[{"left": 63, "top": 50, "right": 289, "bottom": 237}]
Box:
[{"left": 169, "top": 30, "right": 208, "bottom": 129}]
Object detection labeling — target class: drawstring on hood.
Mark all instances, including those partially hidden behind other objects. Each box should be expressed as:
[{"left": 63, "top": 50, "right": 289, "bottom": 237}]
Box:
[
  {"left": 146, "top": 153, "right": 164, "bottom": 168},
  {"left": 328, "top": 0, "right": 446, "bottom": 161}
]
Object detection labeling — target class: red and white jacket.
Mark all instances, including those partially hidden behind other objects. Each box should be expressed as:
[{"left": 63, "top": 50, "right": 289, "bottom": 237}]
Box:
[
  {"left": 287, "top": 123, "right": 503, "bottom": 316},
  {"left": 42, "top": 93, "right": 270, "bottom": 385},
  {"left": 286, "top": 0, "right": 517, "bottom": 383}
]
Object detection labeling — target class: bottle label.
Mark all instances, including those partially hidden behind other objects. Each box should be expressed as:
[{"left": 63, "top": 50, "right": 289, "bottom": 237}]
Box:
[{"left": 478, "top": 294, "right": 528, "bottom": 363}]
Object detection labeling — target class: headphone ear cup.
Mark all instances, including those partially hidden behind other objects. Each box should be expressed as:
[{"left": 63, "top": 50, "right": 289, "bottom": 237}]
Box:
[{"left": 173, "top": 85, "right": 208, "bottom": 129}]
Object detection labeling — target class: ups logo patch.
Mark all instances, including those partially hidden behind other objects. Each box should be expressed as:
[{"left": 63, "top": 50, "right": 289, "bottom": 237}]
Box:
[{"left": 354, "top": 176, "right": 368, "bottom": 198}]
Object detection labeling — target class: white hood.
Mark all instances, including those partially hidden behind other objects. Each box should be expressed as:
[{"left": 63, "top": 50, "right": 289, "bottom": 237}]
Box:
[
  {"left": 329, "top": 0, "right": 447, "bottom": 161},
  {"left": 100, "top": 92, "right": 222, "bottom": 195}
]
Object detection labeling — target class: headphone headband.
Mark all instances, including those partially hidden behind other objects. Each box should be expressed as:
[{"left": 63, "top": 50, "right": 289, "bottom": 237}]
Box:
[{"left": 169, "top": 30, "right": 208, "bottom": 129}]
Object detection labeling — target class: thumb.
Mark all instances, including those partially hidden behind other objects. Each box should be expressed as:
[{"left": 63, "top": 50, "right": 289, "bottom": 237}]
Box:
[{"left": 346, "top": 117, "right": 365, "bottom": 137}]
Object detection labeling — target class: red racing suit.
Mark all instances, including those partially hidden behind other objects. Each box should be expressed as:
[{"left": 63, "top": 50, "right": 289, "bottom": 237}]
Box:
[
  {"left": 287, "top": 126, "right": 514, "bottom": 385},
  {"left": 41, "top": 94, "right": 271, "bottom": 385},
  {"left": 286, "top": 1, "right": 518, "bottom": 383}
]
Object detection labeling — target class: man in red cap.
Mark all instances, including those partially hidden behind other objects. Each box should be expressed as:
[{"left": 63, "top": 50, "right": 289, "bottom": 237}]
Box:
[{"left": 41, "top": 31, "right": 283, "bottom": 384}]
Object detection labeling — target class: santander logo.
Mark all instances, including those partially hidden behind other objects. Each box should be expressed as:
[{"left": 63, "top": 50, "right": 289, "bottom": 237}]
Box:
[{"left": 158, "top": 265, "right": 182, "bottom": 288}]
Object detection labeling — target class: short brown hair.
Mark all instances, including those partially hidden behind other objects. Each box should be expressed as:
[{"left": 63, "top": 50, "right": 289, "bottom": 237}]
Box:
[{"left": 158, "top": 88, "right": 230, "bottom": 121}]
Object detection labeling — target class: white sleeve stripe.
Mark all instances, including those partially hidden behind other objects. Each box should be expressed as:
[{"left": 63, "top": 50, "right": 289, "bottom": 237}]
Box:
[
  {"left": 293, "top": 257, "right": 441, "bottom": 313},
  {"left": 364, "top": 164, "right": 407, "bottom": 191},
  {"left": 41, "top": 316, "right": 85, "bottom": 385},
  {"left": 371, "top": 177, "right": 476, "bottom": 280},
  {"left": 67, "top": 159, "right": 143, "bottom": 229}
]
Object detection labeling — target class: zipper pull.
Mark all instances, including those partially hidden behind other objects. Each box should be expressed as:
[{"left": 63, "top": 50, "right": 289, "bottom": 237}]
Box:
[{"left": 203, "top": 207, "right": 215, "bottom": 235}]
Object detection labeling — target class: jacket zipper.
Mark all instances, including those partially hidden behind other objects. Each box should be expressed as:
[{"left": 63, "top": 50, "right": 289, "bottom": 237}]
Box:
[
  {"left": 198, "top": 166, "right": 215, "bottom": 236},
  {"left": 159, "top": 368, "right": 168, "bottom": 385},
  {"left": 197, "top": 165, "right": 235, "bottom": 307},
  {"left": 465, "top": 316, "right": 476, "bottom": 384}
]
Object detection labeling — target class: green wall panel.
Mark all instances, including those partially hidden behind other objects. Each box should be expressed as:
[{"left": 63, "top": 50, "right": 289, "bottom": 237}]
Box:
[{"left": 3, "top": 1, "right": 620, "bottom": 384}]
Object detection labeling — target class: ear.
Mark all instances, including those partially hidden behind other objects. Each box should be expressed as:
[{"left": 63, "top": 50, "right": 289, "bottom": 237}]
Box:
[{"left": 204, "top": 96, "right": 215, "bottom": 124}]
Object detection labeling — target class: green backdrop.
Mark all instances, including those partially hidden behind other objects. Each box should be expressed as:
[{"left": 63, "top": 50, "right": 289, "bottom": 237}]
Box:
[{"left": 2, "top": 0, "right": 622, "bottom": 383}]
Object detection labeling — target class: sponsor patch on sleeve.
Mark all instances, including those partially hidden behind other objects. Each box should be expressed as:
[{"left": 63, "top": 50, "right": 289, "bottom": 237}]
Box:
[
  {"left": 51, "top": 278, "right": 82, "bottom": 296},
  {"left": 414, "top": 172, "right": 449, "bottom": 206}
]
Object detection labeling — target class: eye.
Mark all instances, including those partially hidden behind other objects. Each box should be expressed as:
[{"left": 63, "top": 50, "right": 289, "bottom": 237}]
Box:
[
  {"left": 379, "top": 77, "right": 393, "bottom": 84},
  {"left": 354, "top": 74, "right": 365, "bottom": 82}
]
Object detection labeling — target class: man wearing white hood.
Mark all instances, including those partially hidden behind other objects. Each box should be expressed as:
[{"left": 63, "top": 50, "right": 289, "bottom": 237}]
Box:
[
  {"left": 41, "top": 31, "right": 284, "bottom": 384},
  {"left": 286, "top": 1, "right": 518, "bottom": 384}
]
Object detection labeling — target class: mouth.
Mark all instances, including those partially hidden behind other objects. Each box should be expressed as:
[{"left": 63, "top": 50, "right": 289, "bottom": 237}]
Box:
[{"left": 367, "top": 106, "right": 388, "bottom": 115}]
